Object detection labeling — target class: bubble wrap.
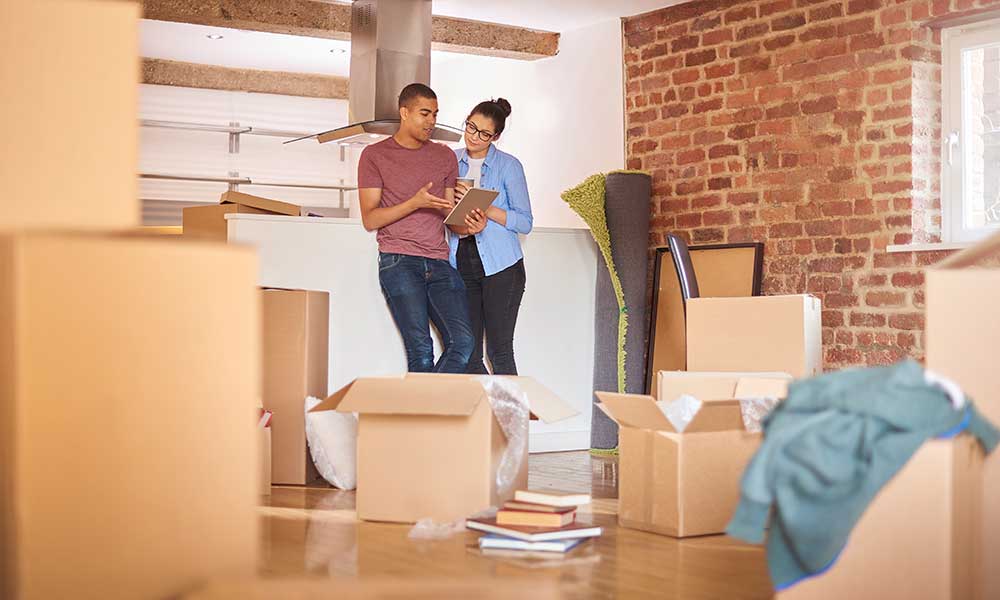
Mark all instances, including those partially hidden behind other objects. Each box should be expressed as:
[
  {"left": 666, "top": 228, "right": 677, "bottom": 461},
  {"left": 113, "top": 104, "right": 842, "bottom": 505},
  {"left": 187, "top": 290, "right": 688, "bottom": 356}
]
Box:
[
  {"left": 655, "top": 394, "right": 703, "bottom": 433},
  {"left": 476, "top": 376, "right": 530, "bottom": 498},
  {"left": 738, "top": 397, "right": 781, "bottom": 433}
]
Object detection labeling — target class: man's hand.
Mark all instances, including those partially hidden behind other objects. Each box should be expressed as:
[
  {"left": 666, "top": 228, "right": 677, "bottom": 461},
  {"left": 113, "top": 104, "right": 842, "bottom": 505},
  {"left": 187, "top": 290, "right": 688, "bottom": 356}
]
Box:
[
  {"left": 408, "top": 182, "right": 453, "bottom": 211},
  {"left": 464, "top": 208, "right": 487, "bottom": 234}
]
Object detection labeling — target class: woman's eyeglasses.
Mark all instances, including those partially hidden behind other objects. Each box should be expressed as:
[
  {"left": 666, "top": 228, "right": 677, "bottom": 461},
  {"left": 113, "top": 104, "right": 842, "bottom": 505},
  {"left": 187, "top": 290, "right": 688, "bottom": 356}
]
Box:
[{"left": 465, "top": 121, "right": 495, "bottom": 142}]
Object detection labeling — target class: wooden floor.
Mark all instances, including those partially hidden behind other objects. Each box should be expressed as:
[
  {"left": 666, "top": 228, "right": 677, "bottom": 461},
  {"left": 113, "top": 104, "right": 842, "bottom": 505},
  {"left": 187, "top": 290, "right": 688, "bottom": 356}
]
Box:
[{"left": 260, "top": 452, "right": 773, "bottom": 599}]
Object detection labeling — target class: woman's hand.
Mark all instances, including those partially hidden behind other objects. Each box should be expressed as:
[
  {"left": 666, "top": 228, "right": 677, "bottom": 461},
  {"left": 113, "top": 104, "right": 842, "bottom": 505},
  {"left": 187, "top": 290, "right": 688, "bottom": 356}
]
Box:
[
  {"left": 464, "top": 208, "right": 487, "bottom": 234},
  {"left": 455, "top": 180, "right": 472, "bottom": 202}
]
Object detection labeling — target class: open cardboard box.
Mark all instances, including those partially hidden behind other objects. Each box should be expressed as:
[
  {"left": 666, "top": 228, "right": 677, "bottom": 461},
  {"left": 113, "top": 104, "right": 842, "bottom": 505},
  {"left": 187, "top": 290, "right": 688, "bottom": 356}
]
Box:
[
  {"left": 311, "top": 374, "right": 577, "bottom": 523},
  {"left": 598, "top": 372, "right": 790, "bottom": 537},
  {"left": 183, "top": 191, "right": 304, "bottom": 241},
  {"left": 686, "top": 294, "right": 822, "bottom": 377}
]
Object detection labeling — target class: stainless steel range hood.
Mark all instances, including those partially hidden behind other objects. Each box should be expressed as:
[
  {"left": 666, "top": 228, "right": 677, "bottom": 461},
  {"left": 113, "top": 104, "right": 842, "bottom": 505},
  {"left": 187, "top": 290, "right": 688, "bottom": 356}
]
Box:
[{"left": 286, "top": 0, "right": 462, "bottom": 146}]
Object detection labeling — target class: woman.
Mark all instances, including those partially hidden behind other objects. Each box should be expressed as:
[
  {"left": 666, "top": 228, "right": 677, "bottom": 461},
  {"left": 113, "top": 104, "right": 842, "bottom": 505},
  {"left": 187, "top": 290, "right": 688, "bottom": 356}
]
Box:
[{"left": 450, "top": 98, "right": 533, "bottom": 375}]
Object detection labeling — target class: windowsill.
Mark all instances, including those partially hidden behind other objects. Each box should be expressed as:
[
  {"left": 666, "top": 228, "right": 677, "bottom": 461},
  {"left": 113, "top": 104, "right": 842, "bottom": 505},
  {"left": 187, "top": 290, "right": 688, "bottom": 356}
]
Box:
[{"left": 886, "top": 241, "right": 974, "bottom": 253}]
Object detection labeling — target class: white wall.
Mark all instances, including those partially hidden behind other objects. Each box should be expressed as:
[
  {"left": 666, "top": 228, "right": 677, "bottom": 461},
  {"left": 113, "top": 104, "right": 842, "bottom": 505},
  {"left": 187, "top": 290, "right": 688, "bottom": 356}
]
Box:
[
  {"left": 431, "top": 18, "right": 626, "bottom": 229},
  {"left": 138, "top": 85, "right": 353, "bottom": 211}
]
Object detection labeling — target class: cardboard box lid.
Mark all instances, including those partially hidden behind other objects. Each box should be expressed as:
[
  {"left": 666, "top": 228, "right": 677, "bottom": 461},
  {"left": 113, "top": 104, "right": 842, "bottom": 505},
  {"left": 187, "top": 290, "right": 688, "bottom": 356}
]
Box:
[
  {"left": 220, "top": 190, "right": 302, "bottom": 216},
  {"left": 596, "top": 392, "right": 746, "bottom": 434},
  {"left": 932, "top": 230, "right": 1000, "bottom": 269},
  {"left": 658, "top": 371, "right": 792, "bottom": 402},
  {"left": 314, "top": 374, "right": 577, "bottom": 423}
]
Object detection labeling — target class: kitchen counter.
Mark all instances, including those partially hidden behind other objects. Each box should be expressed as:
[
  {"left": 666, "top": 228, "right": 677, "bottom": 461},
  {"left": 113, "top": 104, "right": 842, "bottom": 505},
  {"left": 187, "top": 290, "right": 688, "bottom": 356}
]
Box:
[{"left": 226, "top": 213, "right": 598, "bottom": 452}]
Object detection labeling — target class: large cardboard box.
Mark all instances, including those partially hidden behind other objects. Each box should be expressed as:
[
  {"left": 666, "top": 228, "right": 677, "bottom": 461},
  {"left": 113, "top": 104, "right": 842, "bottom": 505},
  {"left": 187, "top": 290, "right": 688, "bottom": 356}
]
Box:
[
  {"left": 185, "top": 578, "right": 562, "bottom": 599},
  {"left": 926, "top": 231, "right": 1000, "bottom": 600},
  {"left": 686, "top": 294, "right": 822, "bottom": 377},
  {"left": 183, "top": 191, "right": 304, "bottom": 241},
  {"left": 313, "top": 374, "right": 577, "bottom": 523},
  {"left": 1, "top": 0, "right": 139, "bottom": 230},
  {"left": 597, "top": 373, "right": 789, "bottom": 537},
  {"left": 0, "top": 233, "right": 260, "bottom": 600},
  {"left": 261, "top": 288, "right": 329, "bottom": 485},
  {"left": 777, "top": 437, "right": 982, "bottom": 600}
]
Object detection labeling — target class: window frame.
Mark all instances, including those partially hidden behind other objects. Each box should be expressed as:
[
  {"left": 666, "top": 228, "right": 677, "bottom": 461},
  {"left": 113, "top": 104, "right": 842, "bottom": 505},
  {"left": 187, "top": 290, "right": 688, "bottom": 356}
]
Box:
[{"left": 941, "top": 19, "right": 1000, "bottom": 243}]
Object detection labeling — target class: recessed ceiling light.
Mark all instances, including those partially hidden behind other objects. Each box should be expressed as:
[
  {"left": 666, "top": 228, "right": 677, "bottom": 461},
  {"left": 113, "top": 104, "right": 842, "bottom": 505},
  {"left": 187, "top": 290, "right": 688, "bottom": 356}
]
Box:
[{"left": 206, "top": 34, "right": 224, "bottom": 40}]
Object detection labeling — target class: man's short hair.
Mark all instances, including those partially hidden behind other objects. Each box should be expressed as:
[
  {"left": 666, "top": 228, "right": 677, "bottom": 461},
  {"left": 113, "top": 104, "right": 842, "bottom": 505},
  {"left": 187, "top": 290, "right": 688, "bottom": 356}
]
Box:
[{"left": 398, "top": 83, "right": 437, "bottom": 108}]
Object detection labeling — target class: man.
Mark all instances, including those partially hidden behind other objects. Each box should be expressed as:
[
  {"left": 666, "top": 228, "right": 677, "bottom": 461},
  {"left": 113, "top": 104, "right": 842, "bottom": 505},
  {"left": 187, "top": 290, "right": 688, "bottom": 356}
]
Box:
[{"left": 358, "top": 83, "right": 486, "bottom": 373}]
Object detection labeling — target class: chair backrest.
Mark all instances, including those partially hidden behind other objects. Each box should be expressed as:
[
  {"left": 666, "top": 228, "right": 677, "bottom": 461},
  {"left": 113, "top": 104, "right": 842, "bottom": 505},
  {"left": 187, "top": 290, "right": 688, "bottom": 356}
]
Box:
[{"left": 666, "top": 233, "right": 700, "bottom": 303}]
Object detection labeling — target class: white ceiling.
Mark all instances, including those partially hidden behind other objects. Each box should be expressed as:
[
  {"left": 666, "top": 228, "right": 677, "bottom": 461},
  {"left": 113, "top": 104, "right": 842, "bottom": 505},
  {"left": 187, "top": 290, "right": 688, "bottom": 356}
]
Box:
[
  {"left": 140, "top": 20, "right": 353, "bottom": 76},
  {"left": 140, "top": 1, "right": 686, "bottom": 76},
  {"left": 430, "top": 0, "right": 682, "bottom": 32}
]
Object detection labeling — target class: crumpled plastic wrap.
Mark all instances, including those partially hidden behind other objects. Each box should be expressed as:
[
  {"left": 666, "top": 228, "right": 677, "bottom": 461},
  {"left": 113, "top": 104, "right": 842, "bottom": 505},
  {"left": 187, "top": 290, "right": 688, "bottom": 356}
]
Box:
[
  {"left": 738, "top": 397, "right": 781, "bottom": 433},
  {"left": 475, "top": 376, "right": 530, "bottom": 499},
  {"left": 408, "top": 508, "right": 495, "bottom": 541},
  {"left": 407, "top": 517, "right": 468, "bottom": 540},
  {"left": 655, "top": 394, "right": 703, "bottom": 433}
]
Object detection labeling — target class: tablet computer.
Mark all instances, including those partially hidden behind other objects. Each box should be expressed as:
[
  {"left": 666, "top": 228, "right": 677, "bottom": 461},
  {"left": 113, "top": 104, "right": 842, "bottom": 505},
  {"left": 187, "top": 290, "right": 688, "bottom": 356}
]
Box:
[{"left": 444, "top": 188, "right": 499, "bottom": 226}]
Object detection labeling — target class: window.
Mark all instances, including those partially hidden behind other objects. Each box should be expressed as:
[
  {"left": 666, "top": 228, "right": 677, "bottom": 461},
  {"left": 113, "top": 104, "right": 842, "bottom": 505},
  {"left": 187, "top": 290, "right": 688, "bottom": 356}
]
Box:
[{"left": 942, "top": 20, "right": 1000, "bottom": 243}]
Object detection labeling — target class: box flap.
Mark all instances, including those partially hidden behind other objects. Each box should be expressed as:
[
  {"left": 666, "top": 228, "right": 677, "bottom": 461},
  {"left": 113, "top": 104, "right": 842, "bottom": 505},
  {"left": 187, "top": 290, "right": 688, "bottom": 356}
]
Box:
[
  {"left": 684, "top": 400, "right": 747, "bottom": 433},
  {"left": 733, "top": 377, "right": 791, "bottom": 399},
  {"left": 326, "top": 375, "right": 486, "bottom": 416},
  {"left": 219, "top": 191, "right": 302, "bottom": 217},
  {"left": 933, "top": 230, "right": 1000, "bottom": 269},
  {"left": 497, "top": 376, "right": 579, "bottom": 423},
  {"left": 595, "top": 392, "right": 676, "bottom": 432},
  {"left": 658, "top": 371, "right": 791, "bottom": 402}
]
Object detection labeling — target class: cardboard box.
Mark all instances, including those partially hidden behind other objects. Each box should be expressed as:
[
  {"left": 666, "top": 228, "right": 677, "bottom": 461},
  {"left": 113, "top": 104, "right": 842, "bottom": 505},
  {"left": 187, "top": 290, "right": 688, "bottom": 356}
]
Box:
[
  {"left": 777, "top": 437, "right": 982, "bottom": 600},
  {"left": 597, "top": 373, "right": 789, "bottom": 537},
  {"left": 312, "top": 374, "right": 577, "bottom": 523},
  {"left": 183, "top": 204, "right": 270, "bottom": 241},
  {"left": 686, "top": 294, "right": 822, "bottom": 377},
  {"left": 926, "top": 231, "right": 1000, "bottom": 600},
  {"left": 656, "top": 370, "right": 792, "bottom": 406},
  {"left": 220, "top": 190, "right": 303, "bottom": 216},
  {"left": 183, "top": 191, "right": 304, "bottom": 241},
  {"left": 0, "top": 232, "right": 260, "bottom": 600},
  {"left": 260, "top": 427, "right": 272, "bottom": 496},
  {"left": 261, "top": 288, "right": 329, "bottom": 485},
  {"left": 185, "top": 578, "right": 562, "bottom": 599},
  {"left": 2, "top": 0, "right": 139, "bottom": 230}
]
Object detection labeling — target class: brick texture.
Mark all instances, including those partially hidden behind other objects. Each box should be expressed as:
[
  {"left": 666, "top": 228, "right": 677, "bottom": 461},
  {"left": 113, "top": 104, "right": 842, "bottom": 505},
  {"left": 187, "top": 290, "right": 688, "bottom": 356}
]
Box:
[{"left": 624, "top": 0, "right": 1000, "bottom": 370}]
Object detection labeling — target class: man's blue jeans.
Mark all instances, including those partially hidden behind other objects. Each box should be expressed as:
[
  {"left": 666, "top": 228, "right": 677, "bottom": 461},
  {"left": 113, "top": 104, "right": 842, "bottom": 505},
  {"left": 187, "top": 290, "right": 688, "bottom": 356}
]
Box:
[{"left": 378, "top": 253, "right": 474, "bottom": 373}]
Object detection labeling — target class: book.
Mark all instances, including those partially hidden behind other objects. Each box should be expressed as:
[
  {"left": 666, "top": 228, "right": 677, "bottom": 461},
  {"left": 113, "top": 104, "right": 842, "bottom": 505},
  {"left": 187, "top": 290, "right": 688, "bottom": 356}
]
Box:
[
  {"left": 513, "top": 489, "right": 592, "bottom": 508},
  {"left": 496, "top": 509, "right": 575, "bottom": 528},
  {"left": 478, "top": 534, "right": 585, "bottom": 553},
  {"left": 501, "top": 501, "right": 576, "bottom": 514},
  {"left": 465, "top": 517, "right": 602, "bottom": 542}
]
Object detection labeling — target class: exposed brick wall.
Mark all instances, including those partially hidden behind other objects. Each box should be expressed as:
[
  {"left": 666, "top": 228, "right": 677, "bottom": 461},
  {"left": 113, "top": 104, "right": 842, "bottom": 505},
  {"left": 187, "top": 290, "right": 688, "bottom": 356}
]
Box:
[{"left": 624, "top": 0, "right": 1000, "bottom": 370}]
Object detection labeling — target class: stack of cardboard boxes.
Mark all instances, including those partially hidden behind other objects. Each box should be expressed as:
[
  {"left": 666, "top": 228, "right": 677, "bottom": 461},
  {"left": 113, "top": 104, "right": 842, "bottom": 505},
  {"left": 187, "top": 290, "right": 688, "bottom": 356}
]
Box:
[
  {"left": 598, "top": 292, "right": 822, "bottom": 539},
  {"left": 1, "top": 2, "right": 261, "bottom": 598},
  {"left": 779, "top": 237, "right": 1000, "bottom": 600}
]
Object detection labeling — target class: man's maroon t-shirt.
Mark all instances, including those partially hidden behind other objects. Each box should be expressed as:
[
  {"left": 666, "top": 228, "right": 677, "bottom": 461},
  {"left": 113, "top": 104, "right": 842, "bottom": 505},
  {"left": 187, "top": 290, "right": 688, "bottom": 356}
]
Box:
[{"left": 357, "top": 137, "right": 458, "bottom": 260}]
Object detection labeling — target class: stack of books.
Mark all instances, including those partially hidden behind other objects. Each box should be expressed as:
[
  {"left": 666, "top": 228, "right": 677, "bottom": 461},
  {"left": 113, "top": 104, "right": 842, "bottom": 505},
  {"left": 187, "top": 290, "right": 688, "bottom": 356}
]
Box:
[{"left": 466, "top": 490, "right": 601, "bottom": 556}]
